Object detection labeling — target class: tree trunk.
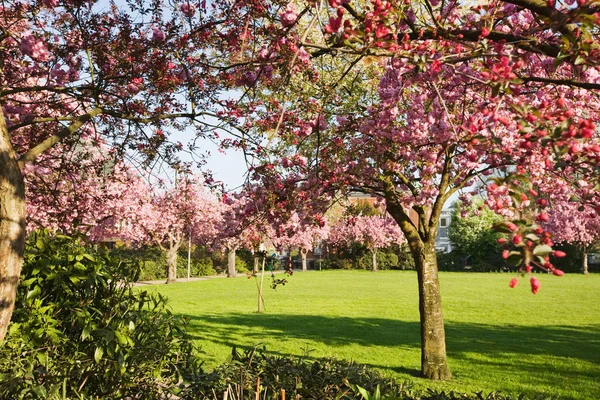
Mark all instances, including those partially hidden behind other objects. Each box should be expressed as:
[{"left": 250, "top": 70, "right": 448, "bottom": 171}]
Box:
[
  {"left": 301, "top": 249, "right": 307, "bottom": 271},
  {"left": 227, "top": 247, "right": 237, "bottom": 278},
  {"left": 582, "top": 250, "right": 589, "bottom": 275},
  {"left": 0, "top": 109, "right": 27, "bottom": 341},
  {"left": 371, "top": 248, "right": 378, "bottom": 272},
  {"left": 253, "top": 255, "right": 259, "bottom": 274},
  {"left": 409, "top": 241, "right": 451, "bottom": 380},
  {"left": 165, "top": 245, "right": 179, "bottom": 283}
]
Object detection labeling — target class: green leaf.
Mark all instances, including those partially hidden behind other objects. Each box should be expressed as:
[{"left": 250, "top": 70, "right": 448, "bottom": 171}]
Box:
[
  {"left": 506, "top": 251, "right": 523, "bottom": 267},
  {"left": 26, "top": 286, "right": 42, "bottom": 300},
  {"left": 81, "top": 326, "right": 91, "bottom": 341},
  {"left": 533, "top": 244, "right": 553, "bottom": 257},
  {"left": 492, "top": 221, "right": 516, "bottom": 234},
  {"left": 94, "top": 346, "right": 104, "bottom": 363},
  {"left": 115, "top": 331, "right": 128, "bottom": 346},
  {"left": 31, "top": 385, "right": 47, "bottom": 397}
]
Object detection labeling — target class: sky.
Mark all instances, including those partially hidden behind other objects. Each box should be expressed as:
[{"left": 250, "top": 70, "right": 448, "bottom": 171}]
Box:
[{"left": 193, "top": 136, "right": 249, "bottom": 191}]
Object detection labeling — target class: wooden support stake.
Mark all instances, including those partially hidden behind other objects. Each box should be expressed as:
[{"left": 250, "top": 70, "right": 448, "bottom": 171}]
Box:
[
  {"left": 257, "top": 257, "right": 266, "bottom": 313},
  {"left": 255, "top": 377, "right": 261, "bottom": 400}
]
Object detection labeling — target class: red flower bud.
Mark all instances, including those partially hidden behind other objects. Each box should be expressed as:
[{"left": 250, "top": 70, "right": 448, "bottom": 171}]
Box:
[
  {"left": 530, "top": 277, "right": 541, "bottom": 294},
  {"left": 525, "top": 265, "right": 533, "bottom": 273},
  {"left": 502, "top": 250, "right": 509, "bottom": 259},
  {"left": 509, "top": 278, "right": 518, "bottom": 288},
  {"left": 553, "top": 250, "right": 566, "bottom": 258},
  {"left": 497, "top": 238, "right": 506, "bottom": 244},
  {"left": 507, "top": 222, "right": 518, "bottom": 231},
  {"left": 552, "top": 268, "right": 565, "bottom": 276},
  {"left": 512, "top": 235, "right": 523, "bottom": 245},
  {"left": 537, "top": 213, "right": 549, "bottom": 222}
]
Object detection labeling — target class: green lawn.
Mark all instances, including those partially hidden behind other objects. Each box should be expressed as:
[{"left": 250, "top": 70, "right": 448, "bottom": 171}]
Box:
[{"left": 142, "top": 270, "right": 600, "bottom": 399}]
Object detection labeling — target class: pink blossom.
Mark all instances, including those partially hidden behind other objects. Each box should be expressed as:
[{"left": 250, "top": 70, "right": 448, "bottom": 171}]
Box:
[
  {"left": 180, "top": 2, "right": 196, "bottom": 17},
  {"left": 20, "top": 34, "right": 50, "bottom": 62},
  {"left": 152, "top": 27, "right": 166, "bottom": 41},
  {"left": 279, "top": 4, "right": 298, "bottom": 27}
]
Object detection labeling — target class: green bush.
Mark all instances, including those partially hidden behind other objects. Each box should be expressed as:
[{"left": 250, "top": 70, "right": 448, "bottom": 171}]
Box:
[
  {"left": 177, "top": 255, "right": 217, "bottom": 278},
  {"left": 182, "top": 347, "right": 410, "bottom": 399},
  {"left": 181, "top": 348, "right": 553, "bottom": 400},
  {"left": 396, "top": 244, "right": 416, "bottom": 270},
  {"left": 0, "top": 230, "right": 200, "bottom": 399},
  {"left": 236, "top": 257, "right": 249, "bottom": 273},
  {"left": 358, "top": 250, "right": 399, "bottom": 270},
  {"left": 449, "top": 202, "right": 504, "bottom": 272}
]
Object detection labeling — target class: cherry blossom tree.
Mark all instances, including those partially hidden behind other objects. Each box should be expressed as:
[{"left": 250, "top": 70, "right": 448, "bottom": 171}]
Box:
[
  {"left": 216, "top": 191, "right": 274, "bottom": 277},
  {"left": 274, "top": 212, "right": 329, "bottom": 271},
  {"left": 0, "top": 0, "right": 260, "bottom": 339},
  {"left": 329, "top": 215, "right": 404, "bottom": 272},
  {"left": 546, "top": 204, "right": 600, "bottom": 275},
  {"left": 120, "top": 176, "right": 222, "bottom": 284},
  {"left": 220, "top": 0, "right": 600, "bottom": 380}
]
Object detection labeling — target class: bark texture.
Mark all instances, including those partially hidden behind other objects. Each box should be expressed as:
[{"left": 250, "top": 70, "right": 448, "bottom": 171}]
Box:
[
  {"left": 300, "top": 249, "right": 307, "bottom": 271},
  {"left": 227, "top": 247, "right": 237, "bottom": 278},
  {"left": 386, "top": 189, "right": 451, "bottom": 380},
  {"left": 582, "top": 250, "right": 589, "bottom": 275},
  {"left": 165, "top": 245, "right": 179, "bottom": 283},
  {"left": 411, "top": 241, "right": 452, "bottom": 380},
  {"left": 371, "top": 248, "right": 378, "bottom": 272},
  {"left": 0, "top": 109, "right": 26, "bottom": 341}
]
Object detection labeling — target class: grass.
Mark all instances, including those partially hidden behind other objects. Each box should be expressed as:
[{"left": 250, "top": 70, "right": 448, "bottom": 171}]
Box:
[{"left": 142, "top": 270, "right": 600, "bottom": 399}]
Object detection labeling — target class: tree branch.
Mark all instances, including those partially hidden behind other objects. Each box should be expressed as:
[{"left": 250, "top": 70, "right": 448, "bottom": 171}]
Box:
[{"left": 18, "top": 108, "right": 103, "bottom": 168}]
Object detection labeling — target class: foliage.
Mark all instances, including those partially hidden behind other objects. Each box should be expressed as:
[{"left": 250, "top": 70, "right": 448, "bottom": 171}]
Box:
[
  {"left": 449, "top": 203, "right": 503, "bottom": 272},
  {"left": 111, "top": 245, "right": 219, "bottom": 280},
  {"left": 345, "top": 200, "right": 383, "bottom": 217},
  {"left": 0, "top": 230, "right": 200, "bottom": 398},
  {"left": 358, "top": 250, "right": 399, "bottom": 270},
  {"left": 183, "top": 347, "right": 410, "bottom": 400}
]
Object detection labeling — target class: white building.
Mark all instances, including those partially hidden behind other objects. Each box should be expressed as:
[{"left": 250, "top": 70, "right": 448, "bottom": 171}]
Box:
[{"left": 435, "top": 209, "right": 453, "bottom": 253}]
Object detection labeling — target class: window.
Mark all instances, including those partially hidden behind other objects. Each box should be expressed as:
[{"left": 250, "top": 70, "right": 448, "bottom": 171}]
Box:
[{"left": 440, "top": 218, "right": 447, "bottom": 227}]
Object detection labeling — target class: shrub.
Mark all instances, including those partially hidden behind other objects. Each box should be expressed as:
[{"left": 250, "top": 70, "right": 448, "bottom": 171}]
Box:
[
  {"left": 182, "top": 347, "right": 410, "bottom": 399},
  {"left": 181, "top": 348, "right": 553, "bottom": 400},
  {"left": 396, "top": 244, "right": 415, "bottom": 270},
  {"left": 0, "top": 230, "right": 200, "bottom": 399}
]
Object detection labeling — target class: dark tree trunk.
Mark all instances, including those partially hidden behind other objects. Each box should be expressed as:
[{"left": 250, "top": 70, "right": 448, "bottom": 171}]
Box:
[
  {"left": 300, "top": 249, "right": 307, "bottom": 271},
  {"left": 0, "top": 109, "right": 27, "bottom": 341},
  {"left": 165, "top": 245, "right": 179, "bottom": 283},
  {"left": 227, "top": 247, "right": 237, "bottom": 278},
  {"left": 409, "top": 240, "right": 452, "bottom": 380},
  {"left": 371, "top": 248, "right": 378, "bottom": 272}
]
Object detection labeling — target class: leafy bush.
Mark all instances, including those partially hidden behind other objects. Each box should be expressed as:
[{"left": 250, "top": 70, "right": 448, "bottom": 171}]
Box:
[
  {"left": 449, "top": 202, "right": 504, "bottom": 271},
  {"left": 437, "top": 251, "right": 465, "bottom": 272},
  {"left": 358, "top": 250, "right": 399, "bottom": 270},
  {"left": 182, "top": 347, "right": 410, "bottom": 399},
  {"left": 396, "top": 244, "right": 416, "bottom": 270},
  {"left": 177, "top": 255, "right": 217, "bottom": 278},
  {"left": 182, "top": 348, "right": 553, "bottom": 400},
  {"left": 0, "top": 230, "right": 200, "bottom": 399}
]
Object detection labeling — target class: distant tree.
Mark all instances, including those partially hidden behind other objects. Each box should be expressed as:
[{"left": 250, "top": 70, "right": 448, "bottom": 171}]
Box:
[
  {"left": 275, "top": 213, "right": 329, "bottom": 271},
  {"left": 546, "top": 203, "right": 600, "bottom": 275},
  {"left": 101, "top": 176, "right": 222, "bottom": 283},
  {"left": 329, "top": 215, "right": 404, "bottom": 272},
  {"left": 449, "top": 201, "right": 503, "bottom": 271}
]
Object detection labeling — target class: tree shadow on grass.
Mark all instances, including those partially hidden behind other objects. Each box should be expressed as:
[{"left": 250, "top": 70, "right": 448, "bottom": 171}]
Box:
[{"left": 181, "top": 313, "right": 600, "bottom": 399}]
